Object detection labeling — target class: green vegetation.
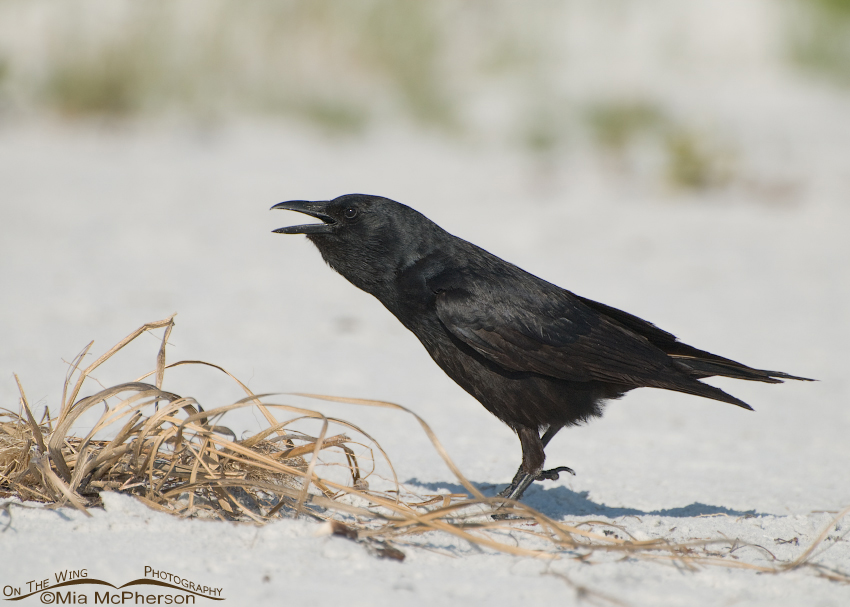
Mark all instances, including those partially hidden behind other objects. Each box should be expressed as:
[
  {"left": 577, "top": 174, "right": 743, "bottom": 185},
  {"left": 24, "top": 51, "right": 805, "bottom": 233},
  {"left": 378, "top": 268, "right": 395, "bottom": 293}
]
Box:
[
  {"left": 33, "top": 0, "right": 457, "bottom": 132},
  {"left": 357, "top": 1, "right": 454, "bottom": 127},
  {"left": 586, "top": 101, "right": 663, "bottom": 153},
  {"left": 583, "top": 100, "right": 734, "bottom": 192},
  {"left": 281, "top": 97, "right": 369, "bottom": 135},
  {"left": 664, "top": 129, "right": 733, "bottom": 191},
  {"left": 45, "top": 45, "right": 152, "bottom": 117},
  {"left": 519, "top": 99, "right": 570, "bottom": 156},
  {"left": 788, "top": 0, "right": 850, "bottom": 84},
  {"left": 0, "top": 0, "right": 567, "bottom": 137},
  {"left": 0, "top": 1, "right": 766, "bottom": 191}
]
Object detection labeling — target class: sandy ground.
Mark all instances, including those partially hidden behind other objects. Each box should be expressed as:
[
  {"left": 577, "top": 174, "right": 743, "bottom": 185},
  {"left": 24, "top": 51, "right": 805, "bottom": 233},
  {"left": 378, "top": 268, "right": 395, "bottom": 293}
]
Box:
[{"left": 1, "top": 114, "right": 849, "bottom": 605}]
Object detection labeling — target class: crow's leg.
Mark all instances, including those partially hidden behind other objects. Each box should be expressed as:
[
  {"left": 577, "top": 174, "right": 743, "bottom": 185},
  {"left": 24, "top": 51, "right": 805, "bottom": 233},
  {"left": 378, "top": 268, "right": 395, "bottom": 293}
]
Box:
[{"left": 497, "top": 425, "right": 573, "bottom": 502}]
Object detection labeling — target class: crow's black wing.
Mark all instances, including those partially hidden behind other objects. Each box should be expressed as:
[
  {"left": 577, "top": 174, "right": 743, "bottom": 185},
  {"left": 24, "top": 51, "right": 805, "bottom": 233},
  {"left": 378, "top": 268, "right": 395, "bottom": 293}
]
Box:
[
  {"left": 427, "top": 256, "right": 767, "bottom": 409},
  {"left": 431, "top": 271, "right": 677, "bottom": 387}
]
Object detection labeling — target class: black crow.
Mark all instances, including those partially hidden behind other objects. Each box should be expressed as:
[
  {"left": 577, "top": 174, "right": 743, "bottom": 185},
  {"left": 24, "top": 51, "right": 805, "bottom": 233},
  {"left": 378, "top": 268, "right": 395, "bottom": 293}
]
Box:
[{"left": 271, "top": 194, "right": 811, "bottom": 502}]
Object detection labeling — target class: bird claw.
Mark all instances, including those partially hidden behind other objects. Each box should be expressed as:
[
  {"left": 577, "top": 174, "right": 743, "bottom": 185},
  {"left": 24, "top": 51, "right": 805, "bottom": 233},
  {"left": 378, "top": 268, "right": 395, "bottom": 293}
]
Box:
[
  {"left": 491, "top": 465, "right": 576, "bottom": 519},
  {"left": 533, "top": 466, "right": 575, "bottom": 482},
  {"left": 494, "top": 463, "right": 576, "bottom": 510}
]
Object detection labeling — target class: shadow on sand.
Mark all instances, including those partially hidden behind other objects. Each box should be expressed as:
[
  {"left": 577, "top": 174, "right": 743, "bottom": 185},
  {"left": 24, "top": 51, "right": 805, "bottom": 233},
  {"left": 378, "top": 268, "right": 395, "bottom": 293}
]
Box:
[{"left": 405, "top": 478, "right": 762, "bottom": 519}]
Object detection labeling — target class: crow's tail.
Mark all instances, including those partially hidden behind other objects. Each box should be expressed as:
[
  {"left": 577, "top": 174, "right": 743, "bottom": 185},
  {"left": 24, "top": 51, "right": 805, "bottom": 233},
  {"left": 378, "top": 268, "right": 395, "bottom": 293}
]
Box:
[
  {"left": 667, "top": 341, "right": 814, "bottom": 384},
  {"left": 673, "top": 357, "right": 813, "bottom": 384},
  {"left": 577, "top": 294, "right": 813, "bottom": 385}
]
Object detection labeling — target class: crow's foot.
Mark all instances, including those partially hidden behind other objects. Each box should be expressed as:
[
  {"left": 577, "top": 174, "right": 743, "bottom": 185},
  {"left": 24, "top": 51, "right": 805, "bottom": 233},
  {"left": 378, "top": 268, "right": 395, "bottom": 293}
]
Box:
[
  {"left": 533, "top": 465, "right": 575, "bottom": 482},
  {"left": 494, "top": 464, "right": 576, "bottom": 514}
]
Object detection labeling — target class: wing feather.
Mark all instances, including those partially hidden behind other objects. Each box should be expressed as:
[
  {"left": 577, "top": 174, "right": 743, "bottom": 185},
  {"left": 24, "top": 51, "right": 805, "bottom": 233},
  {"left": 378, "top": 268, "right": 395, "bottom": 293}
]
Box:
[{"left": 432, "top": 276, "right": 675, "bottom": 386}]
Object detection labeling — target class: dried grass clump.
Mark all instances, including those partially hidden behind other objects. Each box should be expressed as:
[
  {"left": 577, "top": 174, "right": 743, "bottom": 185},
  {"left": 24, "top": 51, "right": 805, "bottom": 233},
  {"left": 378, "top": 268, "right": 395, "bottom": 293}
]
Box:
[
  {"left": 2, "top": 316, "right": 848, "bottom": 584},
  {"left": 1, "top": 317, "right": 390, "bottom": 526}
]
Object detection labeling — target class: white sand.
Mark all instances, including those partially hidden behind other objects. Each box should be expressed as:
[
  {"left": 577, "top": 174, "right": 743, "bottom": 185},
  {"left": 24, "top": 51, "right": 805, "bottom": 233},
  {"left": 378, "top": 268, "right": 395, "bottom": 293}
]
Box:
[
  {"left": 1, "top": 116, "right": 848, "bottom": 606},
  {"left": 2, "top": 2, "right": 850, "bottom": 600}
]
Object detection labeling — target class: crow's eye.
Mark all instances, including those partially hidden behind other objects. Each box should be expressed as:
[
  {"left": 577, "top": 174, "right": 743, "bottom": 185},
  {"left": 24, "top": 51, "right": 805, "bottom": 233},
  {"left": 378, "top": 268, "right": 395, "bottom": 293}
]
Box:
[{"left": 344, "top": 207, "right": 358, "bottom": 220}]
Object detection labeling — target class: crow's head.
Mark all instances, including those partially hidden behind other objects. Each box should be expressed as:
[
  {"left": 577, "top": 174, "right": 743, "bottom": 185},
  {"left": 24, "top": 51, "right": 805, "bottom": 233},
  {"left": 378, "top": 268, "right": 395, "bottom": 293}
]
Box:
[{"left": 272, "top": 194, "right": 441, "bottom": 293}]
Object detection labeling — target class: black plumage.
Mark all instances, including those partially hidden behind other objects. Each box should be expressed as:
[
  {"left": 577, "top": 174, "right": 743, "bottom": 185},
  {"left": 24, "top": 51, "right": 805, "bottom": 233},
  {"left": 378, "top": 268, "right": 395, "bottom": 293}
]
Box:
[{"left": 272, "top": 194, "right": 811, "bottom": 501}]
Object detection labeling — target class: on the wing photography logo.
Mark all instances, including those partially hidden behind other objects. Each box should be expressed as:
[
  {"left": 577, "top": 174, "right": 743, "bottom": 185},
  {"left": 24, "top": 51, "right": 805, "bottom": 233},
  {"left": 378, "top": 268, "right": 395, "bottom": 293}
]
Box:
[{"left": 3, "top": 567, "right": 224, "bottom": 604}]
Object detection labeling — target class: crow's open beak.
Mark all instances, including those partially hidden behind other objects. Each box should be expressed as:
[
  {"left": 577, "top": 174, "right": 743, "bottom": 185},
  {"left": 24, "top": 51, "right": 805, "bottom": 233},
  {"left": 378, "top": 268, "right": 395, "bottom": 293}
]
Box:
[{"left": 271, "top": 200, "right": 336, "bottom": 234}]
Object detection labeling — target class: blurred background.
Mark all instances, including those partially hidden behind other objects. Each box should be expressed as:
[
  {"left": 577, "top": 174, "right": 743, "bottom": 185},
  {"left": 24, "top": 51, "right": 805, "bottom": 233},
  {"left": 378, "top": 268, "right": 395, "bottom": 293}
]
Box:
[
  {"left": 0, "top": 0, "right": 849, "bottom": 189},
  {"left": 1, "top": 0, "right": 848, "bottom": 513}
]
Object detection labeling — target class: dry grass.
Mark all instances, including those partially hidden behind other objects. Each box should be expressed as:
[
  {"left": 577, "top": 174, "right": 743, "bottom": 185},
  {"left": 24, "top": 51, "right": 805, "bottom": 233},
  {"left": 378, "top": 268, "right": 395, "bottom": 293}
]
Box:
[{"left": 1, "top": 316, "right": 847, "bottom": 583}]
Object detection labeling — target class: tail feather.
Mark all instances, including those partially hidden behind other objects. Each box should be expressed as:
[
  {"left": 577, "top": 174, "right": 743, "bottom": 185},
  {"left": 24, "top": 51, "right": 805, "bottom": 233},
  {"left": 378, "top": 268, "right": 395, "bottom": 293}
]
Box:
[
  {"left": 576, "top": 292, "right": 815, "bottom": 387},
  {"left": 674, "top": 359, "right": 778, "bottom": 382},
  {"left": 649, "top": 376, "right": 755, "bottom": 410},
  {"left": 672, "top": 357, "right": 814, "bottom": 383}
]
